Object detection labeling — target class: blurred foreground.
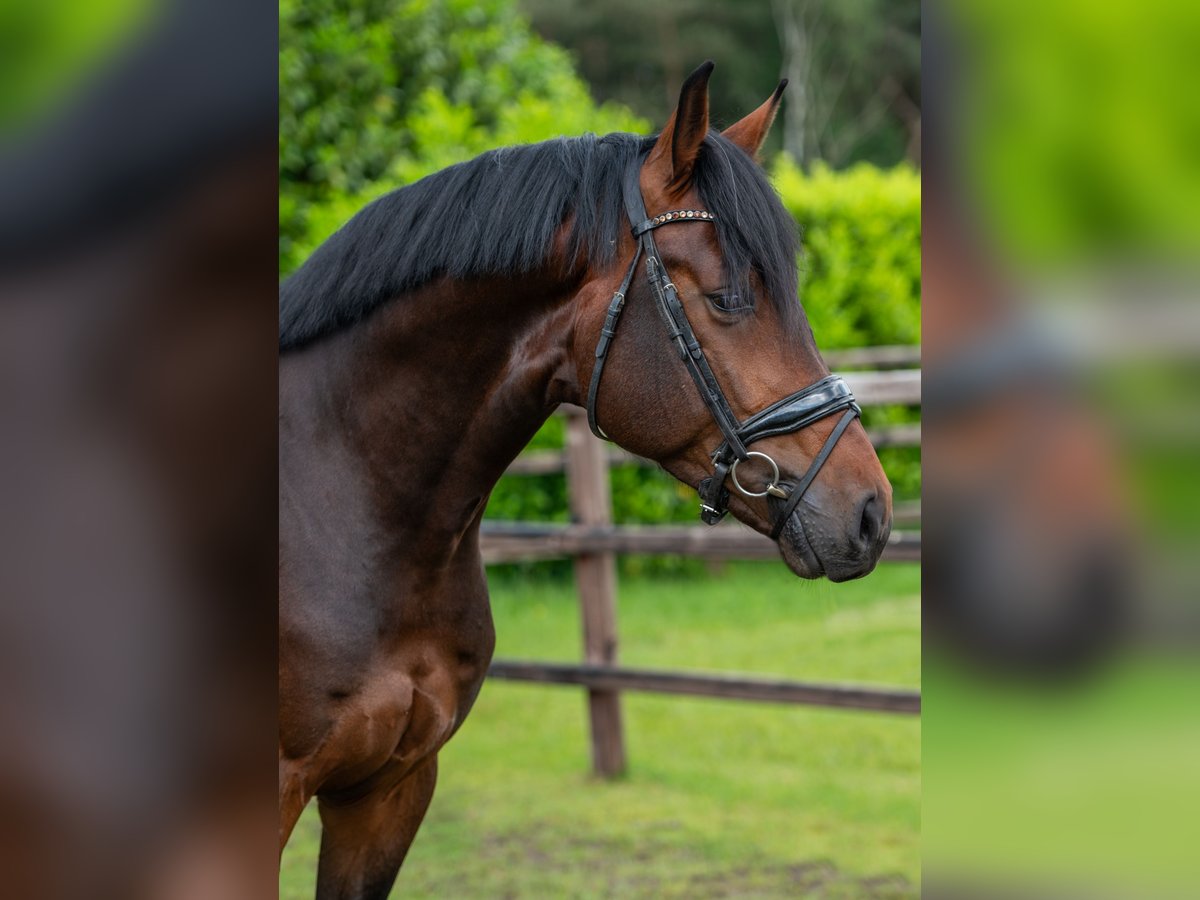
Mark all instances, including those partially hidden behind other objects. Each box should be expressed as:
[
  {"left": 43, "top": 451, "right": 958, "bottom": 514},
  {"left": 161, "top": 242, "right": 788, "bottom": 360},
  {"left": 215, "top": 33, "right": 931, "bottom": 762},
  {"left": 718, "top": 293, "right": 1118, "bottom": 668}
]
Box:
[
  {"left": 924, "top": 0, "right": 1200, "bottom": 896},
  {"left": 0, "top": 1, "right": 276, "bottom": 897}
]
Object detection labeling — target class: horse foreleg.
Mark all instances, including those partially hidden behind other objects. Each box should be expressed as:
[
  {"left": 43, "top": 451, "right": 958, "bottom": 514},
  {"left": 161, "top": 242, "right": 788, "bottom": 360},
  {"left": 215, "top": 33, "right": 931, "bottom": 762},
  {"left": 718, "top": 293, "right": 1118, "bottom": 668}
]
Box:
[
  {"left": 313, "top": 754, "right": 438, "bottom": 900},
  {"left": 280, "top": 753, "right": 314, "bottom": 855}
]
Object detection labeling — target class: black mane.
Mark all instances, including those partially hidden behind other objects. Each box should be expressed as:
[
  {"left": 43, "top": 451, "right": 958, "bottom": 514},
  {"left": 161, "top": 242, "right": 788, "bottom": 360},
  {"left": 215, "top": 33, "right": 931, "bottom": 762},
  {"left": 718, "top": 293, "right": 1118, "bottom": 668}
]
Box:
[{"left": 279, "top": 131, "right": 800, "bottom": 350}]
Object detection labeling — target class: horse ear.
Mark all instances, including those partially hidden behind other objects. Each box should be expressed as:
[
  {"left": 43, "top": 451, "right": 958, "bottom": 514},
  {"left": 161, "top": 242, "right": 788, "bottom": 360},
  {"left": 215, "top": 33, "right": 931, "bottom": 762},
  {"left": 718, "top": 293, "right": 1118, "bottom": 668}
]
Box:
[
  {"left": 647, "top": 61, "right": 714, "bottom": 193},
  {"left": 723, "top": 80, "right": 787, "bottom": 160}
]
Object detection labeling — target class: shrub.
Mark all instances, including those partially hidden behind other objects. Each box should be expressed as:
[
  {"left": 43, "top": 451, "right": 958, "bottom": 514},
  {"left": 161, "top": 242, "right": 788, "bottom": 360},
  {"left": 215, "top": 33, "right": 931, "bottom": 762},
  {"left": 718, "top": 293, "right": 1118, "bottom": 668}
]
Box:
[
  {"left": 772, "top": 159, "right": 922, "bottom": 504},
  {"left": 279, "top": 0, "right": 645, "bottom": 274},
  {"left": 772, "top": 158, "right": 921, "bottom": 350}
]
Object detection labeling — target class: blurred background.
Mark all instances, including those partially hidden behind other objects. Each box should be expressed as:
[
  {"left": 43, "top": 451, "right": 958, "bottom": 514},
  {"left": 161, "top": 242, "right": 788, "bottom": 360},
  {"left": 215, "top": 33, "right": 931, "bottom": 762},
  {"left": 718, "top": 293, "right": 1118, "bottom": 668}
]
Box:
[{"left": 279, "top": 0, "right": 921, "bottom": 897}]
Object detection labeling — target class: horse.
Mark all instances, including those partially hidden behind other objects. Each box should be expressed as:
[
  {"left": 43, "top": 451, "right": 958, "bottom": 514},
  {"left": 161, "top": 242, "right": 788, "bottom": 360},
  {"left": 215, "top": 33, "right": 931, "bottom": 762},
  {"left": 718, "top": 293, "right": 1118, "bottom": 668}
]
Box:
[{"left": 279, "top": 62, "right": 892, "bottom": 898}]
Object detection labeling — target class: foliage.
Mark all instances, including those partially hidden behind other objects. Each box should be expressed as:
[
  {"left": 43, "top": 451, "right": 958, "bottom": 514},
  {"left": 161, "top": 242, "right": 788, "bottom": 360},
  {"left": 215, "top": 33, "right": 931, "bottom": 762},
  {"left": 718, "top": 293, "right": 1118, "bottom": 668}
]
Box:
[
  {"left": 775, "top": 158, "right": 921, "bottom": 351},
  {"left": 279, "top": 0, "right": 645, "bottom": 274},
  {"left": 770, "top": 0, "right": 920, "bottom": 166},
  {"left": 518, "top": 0, "right": 783, "bottom": 151},
  {"left": 518, "top": 0, "right": 920, "bottom": 167},
  {"left": 773, "top": 156, "right": 923, "bottom": 504}
]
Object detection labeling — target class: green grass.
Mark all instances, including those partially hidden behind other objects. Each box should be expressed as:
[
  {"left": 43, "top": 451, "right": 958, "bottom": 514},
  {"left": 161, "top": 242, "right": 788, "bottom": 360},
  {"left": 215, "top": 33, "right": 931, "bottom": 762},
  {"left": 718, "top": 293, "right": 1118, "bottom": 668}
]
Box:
[
  {"left": 923, "top": 651, "right": 1200, "bottom": 894},
  {"left": 281, "top": 561, "right": 920, "bottom": 898}
]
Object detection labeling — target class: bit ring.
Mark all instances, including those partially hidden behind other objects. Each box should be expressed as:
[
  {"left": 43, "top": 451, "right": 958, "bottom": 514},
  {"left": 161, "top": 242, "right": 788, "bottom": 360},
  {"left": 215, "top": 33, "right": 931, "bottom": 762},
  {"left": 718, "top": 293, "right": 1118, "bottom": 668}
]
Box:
[{"left": 729, "top": 451, "right": 787, "bottom": 499}]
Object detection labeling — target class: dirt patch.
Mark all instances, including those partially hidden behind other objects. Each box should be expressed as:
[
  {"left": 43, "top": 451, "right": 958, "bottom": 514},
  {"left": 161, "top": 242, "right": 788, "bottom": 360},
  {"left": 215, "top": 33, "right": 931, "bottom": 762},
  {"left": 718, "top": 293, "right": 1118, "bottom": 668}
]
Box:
[{"left": 473, "top": 823, "right": 916, "bottom": 898}]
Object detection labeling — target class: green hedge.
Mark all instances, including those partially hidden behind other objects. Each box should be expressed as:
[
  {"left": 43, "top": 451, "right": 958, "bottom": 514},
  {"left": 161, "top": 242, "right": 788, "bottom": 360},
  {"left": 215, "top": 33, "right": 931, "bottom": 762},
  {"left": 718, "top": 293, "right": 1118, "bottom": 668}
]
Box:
[
  {"left": 773, "top": 158, "right": 922, "bottom": 509},
  {"left": 773, "top": 158, "right": 921, "bottom": 351},
  {"left": 280, "top": 0, "right": 645, "bottom": 275}
]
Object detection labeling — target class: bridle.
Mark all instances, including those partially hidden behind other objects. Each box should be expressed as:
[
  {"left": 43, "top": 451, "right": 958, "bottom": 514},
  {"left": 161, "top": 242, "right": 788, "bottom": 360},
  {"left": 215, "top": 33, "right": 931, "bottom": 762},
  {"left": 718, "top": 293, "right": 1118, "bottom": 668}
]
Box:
[{"left": 586, "top": 155, "right": 861, "bottom": 539}]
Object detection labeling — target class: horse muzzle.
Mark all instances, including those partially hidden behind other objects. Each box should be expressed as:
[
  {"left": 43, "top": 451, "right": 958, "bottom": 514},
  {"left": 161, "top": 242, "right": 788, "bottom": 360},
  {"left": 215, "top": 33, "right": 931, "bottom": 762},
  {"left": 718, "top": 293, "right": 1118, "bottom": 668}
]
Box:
[{"left": 771, "top": 487, "right": 891, "bottom": 582}]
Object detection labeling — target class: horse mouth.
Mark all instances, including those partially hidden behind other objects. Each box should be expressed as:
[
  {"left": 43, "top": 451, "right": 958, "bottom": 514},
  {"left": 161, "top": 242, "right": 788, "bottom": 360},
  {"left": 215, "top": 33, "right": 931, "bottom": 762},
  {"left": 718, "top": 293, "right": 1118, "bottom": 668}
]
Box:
[{"left": 772, "top": 508, "right": 825, "bottom": 579}]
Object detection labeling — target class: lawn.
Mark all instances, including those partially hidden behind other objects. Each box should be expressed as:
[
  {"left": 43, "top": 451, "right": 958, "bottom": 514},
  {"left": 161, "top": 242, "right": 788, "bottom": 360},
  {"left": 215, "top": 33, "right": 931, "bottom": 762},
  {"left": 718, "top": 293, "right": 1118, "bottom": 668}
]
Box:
[{"left": 281, "top": 560, "right": 921, "bottom": 898}]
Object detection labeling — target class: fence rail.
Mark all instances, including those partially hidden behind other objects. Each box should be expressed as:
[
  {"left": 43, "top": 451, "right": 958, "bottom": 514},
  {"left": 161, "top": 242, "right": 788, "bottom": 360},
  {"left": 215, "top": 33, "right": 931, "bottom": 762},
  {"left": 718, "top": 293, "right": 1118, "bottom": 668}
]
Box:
[
  {"left": 481, "top": 521, "right": 920, "bottom": 564},
  {"left": 489, "top": 661, "right": 920, "bottom": 714},
  {"left": 822, "top": 344, "right": 921, "bottom": 370},
  {"left": 484, "top": 352, "right": 922, "bottom": 776},
  {"left": 504, "top": 423, "right": 920, "bottom": 476},
  {"left": 840, "top": 369, "right": 921, "bottom": 406}
]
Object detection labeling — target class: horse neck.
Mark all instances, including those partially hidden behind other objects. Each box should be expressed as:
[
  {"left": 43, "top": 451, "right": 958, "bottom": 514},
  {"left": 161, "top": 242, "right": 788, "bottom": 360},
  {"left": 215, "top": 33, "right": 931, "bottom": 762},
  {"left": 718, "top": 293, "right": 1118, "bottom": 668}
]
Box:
[{"left": 280, "top": 268, "right": 584, "bottom": 565}]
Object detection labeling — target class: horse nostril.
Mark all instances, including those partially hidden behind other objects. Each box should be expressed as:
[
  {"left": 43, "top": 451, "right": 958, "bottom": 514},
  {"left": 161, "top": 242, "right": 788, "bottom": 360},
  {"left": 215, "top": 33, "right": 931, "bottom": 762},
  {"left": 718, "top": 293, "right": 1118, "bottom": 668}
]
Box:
[{"left": 857, "top": 491, "right": 883, "bottom": 550}]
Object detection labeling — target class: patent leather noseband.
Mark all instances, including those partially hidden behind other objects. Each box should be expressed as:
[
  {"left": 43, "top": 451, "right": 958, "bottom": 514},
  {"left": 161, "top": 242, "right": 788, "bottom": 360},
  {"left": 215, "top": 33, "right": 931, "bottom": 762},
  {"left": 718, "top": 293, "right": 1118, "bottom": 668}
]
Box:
[{"left": 586, "top": 155, "right": 861, "bottom": 539}]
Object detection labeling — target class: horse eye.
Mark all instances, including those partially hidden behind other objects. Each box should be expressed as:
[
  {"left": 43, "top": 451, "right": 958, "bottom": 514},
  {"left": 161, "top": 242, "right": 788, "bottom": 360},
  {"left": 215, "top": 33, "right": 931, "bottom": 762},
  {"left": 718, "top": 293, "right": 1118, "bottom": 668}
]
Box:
[{"left": 708, "top": 292, "right": 749, "bottom": 313}]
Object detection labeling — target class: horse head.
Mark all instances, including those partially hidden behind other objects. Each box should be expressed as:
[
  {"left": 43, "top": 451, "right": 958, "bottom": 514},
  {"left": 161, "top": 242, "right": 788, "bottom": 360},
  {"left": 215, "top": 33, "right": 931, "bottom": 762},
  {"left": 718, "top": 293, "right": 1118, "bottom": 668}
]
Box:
[{"left": 575, "top": 63, "right": 892, "bottom": 581}]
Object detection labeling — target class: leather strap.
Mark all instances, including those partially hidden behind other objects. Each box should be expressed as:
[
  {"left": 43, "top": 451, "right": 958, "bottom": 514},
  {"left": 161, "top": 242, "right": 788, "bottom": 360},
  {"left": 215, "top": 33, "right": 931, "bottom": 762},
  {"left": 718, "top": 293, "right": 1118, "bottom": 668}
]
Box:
[
  {"left": 586, "top": 175, "right": 718, "bottom": 440},
  {"left": 769, "top": 408, "right": 859, "bottom": 539},
  {"left": 644, "top": 254, "right": 750, "bottom": 460},
  {"left": 584, "top": 152, "right": 861, "bottom": 534},
  {"left": 698, "top": 461, "right": 732, "bottom": 524},
  {"left": 710, "top": 375, "right": 859, "bottom": 470},
  {"left": 586, "top": 242, "right": 642, "bottom": 439},
  {"left": 620, "top": 162, "right": 749, "bottom": 461}
]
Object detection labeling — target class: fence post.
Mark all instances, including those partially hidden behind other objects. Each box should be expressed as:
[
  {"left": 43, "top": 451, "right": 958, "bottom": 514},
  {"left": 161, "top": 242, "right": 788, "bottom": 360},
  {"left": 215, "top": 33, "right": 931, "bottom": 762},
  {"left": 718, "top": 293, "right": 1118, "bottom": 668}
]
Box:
[{"left": 563, "top": 408, "right": 626, "bottom": 778}]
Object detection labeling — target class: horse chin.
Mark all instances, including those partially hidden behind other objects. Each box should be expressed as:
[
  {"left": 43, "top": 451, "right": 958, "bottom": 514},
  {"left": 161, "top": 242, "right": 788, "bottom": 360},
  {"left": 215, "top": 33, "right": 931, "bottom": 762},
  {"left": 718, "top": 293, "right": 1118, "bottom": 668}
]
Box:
[{"left": 774, "top": 512, "right": 825, "bottom": 579}]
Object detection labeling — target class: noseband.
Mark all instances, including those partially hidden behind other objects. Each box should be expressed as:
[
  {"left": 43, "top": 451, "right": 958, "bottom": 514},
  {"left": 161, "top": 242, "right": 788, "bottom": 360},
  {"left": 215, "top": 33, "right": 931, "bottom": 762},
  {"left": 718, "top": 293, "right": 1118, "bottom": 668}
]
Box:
[{"left": 585, "top": 156, "right": 860, "bottom": 539}]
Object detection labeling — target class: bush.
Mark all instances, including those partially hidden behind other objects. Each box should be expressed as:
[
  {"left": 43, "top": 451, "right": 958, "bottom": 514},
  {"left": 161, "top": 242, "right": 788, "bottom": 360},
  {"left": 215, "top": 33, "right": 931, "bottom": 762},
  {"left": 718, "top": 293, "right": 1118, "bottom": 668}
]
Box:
[
  {"left": 772, "top": 159, "right": 922, "bottom": 504},
  {"left": 772, "top": 158, "right": 921, "bottom": 350},
  {"left": 279, "top": 0, "right": 645, "bottom": 274}
]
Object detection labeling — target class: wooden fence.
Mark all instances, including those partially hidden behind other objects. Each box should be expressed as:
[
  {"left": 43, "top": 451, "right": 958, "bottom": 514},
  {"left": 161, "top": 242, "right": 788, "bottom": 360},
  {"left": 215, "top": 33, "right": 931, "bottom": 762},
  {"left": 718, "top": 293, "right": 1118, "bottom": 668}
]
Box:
[{"left": 482, "top": 347, "right": 921, "bottom": 777}]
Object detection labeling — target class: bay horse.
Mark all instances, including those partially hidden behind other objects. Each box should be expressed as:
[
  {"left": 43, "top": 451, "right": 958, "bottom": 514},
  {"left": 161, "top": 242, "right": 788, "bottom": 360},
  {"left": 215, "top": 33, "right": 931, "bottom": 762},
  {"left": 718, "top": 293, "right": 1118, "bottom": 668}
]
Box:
[{"left": 279, "top": 62, "right": 892, "bottom": 898}]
